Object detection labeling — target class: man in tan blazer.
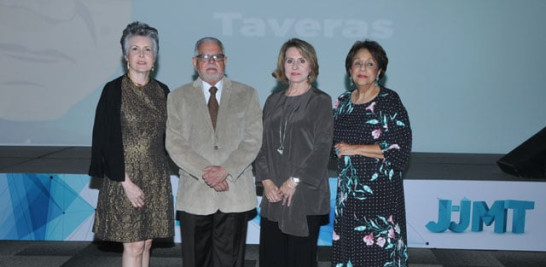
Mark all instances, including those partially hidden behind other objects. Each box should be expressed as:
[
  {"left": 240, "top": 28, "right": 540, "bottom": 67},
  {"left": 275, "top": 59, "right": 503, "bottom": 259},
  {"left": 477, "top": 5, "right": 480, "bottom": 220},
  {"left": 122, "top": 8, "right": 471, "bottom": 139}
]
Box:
[{"left": 165, "top": 37, "right": 262, "bottom": 267}]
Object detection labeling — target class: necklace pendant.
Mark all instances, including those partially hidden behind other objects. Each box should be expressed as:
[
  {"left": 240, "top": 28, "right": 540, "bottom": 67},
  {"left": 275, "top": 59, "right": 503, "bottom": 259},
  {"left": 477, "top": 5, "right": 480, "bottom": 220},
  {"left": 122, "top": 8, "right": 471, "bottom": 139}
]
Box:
[{"left": 277, "top": 147, "right": 284, "bottom": 155}]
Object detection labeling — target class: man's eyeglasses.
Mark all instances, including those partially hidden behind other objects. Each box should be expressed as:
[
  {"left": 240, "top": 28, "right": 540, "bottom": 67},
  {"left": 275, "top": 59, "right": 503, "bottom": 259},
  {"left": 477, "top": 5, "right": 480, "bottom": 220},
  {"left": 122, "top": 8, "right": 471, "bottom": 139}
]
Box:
[{"left": 196, "top": 54, "right": 225, "bottom": 62}]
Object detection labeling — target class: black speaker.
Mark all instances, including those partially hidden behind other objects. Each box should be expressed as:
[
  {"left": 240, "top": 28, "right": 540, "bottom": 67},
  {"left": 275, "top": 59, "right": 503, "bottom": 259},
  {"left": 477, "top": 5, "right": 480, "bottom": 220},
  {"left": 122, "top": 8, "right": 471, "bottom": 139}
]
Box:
[{"left": 497, "top": 127, "right": 546, "bottom": 178}]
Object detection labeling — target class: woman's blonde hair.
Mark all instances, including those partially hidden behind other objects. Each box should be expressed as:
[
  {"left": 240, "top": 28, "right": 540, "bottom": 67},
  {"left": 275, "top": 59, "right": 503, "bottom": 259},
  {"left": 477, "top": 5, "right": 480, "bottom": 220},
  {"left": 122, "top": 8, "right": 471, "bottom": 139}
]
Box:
[{"left": 272, "top": 38, "right": 319, "bottom": 84}]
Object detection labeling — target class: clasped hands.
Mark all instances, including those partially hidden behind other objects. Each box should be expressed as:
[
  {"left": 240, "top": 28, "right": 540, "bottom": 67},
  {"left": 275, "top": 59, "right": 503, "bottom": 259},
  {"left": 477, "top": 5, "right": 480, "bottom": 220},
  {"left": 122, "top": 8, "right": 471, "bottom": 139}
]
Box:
[
  {"left": 202, "top": 165, "right": 229, "bottom": 192},
  {"left": 262, "top": 178, "right": 297, "bottom": 207}
]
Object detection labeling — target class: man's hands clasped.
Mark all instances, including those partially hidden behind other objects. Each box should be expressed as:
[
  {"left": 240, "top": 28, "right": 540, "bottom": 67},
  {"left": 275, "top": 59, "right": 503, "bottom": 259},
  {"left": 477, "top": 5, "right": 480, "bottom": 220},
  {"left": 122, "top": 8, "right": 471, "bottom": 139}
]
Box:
[{"left": 202, "top": 165, "right": 230, "bottom": 192}]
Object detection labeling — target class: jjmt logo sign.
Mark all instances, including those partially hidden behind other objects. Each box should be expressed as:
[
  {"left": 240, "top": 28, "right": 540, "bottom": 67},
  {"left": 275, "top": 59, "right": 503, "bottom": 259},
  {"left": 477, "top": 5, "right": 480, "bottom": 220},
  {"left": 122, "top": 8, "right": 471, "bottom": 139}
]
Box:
[{"left": 426, "top": 199, "right": 534, "bottom": 233}]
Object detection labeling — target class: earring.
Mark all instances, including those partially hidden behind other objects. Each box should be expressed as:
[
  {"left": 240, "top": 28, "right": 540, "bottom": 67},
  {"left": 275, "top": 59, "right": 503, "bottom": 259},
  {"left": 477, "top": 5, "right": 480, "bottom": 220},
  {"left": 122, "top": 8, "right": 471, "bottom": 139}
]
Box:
[
  {"left": 349, "top": 79, "right": 354, "bottom": 88},
  {"left": 375, "top": 77, "right": 379, "bottom": 87},
  {"left": 151, "top": 65, "right": 155, "bottom": 72},
  {"left": 127, "top": 62, "right": 130, "bottom": 70}
]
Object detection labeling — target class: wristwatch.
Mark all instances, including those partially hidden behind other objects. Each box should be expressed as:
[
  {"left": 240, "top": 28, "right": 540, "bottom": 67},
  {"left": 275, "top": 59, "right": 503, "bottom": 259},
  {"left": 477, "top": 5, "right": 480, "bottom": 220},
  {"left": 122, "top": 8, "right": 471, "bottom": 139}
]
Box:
[{"left": 291, "top": 177, "right": 301, "bottom": 186}]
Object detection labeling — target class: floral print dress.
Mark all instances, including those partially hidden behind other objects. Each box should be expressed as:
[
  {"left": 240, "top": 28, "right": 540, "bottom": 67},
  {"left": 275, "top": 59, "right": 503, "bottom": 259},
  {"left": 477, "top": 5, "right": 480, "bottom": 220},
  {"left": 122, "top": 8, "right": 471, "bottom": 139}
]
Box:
[{"left": 331, "top": 88, "right": 412, "bottom": 267}]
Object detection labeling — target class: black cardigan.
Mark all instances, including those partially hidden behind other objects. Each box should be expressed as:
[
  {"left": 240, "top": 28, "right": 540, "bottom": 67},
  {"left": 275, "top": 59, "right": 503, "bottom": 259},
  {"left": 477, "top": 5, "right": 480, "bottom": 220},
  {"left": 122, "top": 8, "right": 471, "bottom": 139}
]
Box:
[{"left": 88, "top": 75, "right": 170, "bottom": 181}]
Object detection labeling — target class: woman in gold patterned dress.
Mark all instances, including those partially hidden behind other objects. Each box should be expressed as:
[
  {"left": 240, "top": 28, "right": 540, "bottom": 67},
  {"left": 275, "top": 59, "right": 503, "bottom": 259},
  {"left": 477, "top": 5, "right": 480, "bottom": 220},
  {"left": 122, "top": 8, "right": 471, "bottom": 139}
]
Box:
[{"left": 89, "top": 21, "right": 174, "bottom": 267}]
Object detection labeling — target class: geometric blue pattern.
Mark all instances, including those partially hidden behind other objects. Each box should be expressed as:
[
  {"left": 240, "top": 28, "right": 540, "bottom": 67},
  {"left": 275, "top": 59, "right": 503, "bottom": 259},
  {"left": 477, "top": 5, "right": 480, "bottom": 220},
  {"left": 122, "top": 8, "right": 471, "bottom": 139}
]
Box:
[
  {"left": 0, "top": 174, "right": 95, "bottom": 240},
  {"left": 0, "top": 173, "right": 337, "bottom": 244}
]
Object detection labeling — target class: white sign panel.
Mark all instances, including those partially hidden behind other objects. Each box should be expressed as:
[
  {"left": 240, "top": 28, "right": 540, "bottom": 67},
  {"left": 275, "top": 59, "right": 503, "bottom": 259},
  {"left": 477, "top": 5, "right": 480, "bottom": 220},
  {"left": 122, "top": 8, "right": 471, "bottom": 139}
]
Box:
[{"left": 405, "top": 180, "right": 546, "bottom": 251}]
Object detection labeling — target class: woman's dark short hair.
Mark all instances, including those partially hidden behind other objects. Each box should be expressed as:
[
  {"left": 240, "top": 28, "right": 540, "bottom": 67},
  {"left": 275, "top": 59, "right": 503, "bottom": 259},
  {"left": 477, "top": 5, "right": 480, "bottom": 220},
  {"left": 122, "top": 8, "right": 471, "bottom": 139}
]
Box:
[
  {"left": 345, "top": 40, "right": 388, "bottom": 80},
  {"left": 120, "top": 21, "right": 159, "bottom": 58},
  {"left": 272, "top": 38, "right": 319, "bottom": 84}
]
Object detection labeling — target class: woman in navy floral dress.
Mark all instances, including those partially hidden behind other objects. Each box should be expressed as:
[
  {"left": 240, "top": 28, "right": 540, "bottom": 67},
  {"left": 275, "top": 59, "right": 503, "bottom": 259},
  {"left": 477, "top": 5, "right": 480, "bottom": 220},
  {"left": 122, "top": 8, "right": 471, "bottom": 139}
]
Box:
[{"left": 331, "top": 40, "right": 412, "bottom": 267}]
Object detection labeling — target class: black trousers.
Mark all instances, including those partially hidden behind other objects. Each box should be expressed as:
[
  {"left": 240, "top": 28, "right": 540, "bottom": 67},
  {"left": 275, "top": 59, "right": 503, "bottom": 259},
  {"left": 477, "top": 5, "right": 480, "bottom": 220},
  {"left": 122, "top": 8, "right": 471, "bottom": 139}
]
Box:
[
  {"left": 259, "top": 215, "right": 324, "bottom": 267},
  {"left": 179, "top": 210, "right": 250, "bottom": 267}
]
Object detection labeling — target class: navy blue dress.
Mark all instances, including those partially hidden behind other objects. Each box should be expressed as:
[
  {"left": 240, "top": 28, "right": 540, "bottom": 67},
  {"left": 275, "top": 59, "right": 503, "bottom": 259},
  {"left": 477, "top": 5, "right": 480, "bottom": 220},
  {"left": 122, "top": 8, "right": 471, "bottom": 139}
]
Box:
[{"left": 331, "top": 88, "right": 412, "bottom": 267}]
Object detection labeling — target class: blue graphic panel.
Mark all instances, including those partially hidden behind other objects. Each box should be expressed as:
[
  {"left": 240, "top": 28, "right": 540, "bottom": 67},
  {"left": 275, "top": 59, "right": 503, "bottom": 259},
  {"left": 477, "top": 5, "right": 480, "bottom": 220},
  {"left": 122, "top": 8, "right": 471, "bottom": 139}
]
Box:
[
  {"left": 0, "top": 174, "right": 95, "bottom": 240},
  {"left": 1, "top": 173, "right": 338, "bottom": 245},
  {"left": 318, "top": 178, "right": 337, "bottom": 245}
]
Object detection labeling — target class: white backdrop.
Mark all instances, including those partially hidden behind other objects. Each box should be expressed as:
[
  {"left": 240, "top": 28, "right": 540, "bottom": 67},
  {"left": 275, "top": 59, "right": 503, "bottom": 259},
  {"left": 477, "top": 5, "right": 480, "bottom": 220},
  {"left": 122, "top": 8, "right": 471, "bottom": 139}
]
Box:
[{"left": 1, "top": 0, "right": 545, "bottom": 153}]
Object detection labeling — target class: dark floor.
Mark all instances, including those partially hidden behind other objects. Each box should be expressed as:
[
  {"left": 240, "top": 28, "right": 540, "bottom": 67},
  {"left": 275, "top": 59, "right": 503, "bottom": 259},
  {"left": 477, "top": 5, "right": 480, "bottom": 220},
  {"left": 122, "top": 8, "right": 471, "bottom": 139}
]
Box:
[
  {"left": 1, "top": 146, "right": 546, "bottom": 266},
  {"left": 0, "top": 145, "right": 530, "bottom": 182},
  {"left": 1, "top": 240, "right": 546, "bottom": 267}
]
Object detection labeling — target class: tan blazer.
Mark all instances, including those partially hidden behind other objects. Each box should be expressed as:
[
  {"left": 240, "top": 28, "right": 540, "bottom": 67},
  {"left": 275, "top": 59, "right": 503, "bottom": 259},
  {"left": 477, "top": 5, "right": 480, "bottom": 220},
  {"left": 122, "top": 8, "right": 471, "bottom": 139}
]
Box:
[{"left": 166, "top": 78, "right": 263, "bottom": 215}]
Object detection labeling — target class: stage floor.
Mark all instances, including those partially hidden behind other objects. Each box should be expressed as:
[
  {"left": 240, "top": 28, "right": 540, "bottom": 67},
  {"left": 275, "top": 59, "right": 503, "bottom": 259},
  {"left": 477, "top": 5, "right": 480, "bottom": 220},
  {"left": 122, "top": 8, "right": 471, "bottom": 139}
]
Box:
[{"left": 1, "top": 240, "right": 546, "bottom": 267}]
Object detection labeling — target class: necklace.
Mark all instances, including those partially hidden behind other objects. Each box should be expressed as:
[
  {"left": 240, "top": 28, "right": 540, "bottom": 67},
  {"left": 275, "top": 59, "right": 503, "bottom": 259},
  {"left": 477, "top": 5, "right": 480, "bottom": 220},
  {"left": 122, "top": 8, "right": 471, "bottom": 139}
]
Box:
[
  {"left": 126, "top": 73, "right": 149, "bottom": 88},
  {"left": 285, "top": 84, "right": 311, "bottom": 97},
  {"left": 352, "top": 85, "right": 379, "bottom": 104},
  {"left": 277, "top": 118, "right": 288, "bottom": 155},
  {"left": 277, "top": 96, "right": 299, "bottom": 155}
]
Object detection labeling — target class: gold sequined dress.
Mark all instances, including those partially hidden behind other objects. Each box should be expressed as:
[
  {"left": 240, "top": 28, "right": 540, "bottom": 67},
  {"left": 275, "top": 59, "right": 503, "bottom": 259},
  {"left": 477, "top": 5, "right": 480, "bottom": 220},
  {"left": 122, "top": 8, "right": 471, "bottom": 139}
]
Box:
[{"left": 93, "top": 76, "right": 174, "bottom": 242}]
